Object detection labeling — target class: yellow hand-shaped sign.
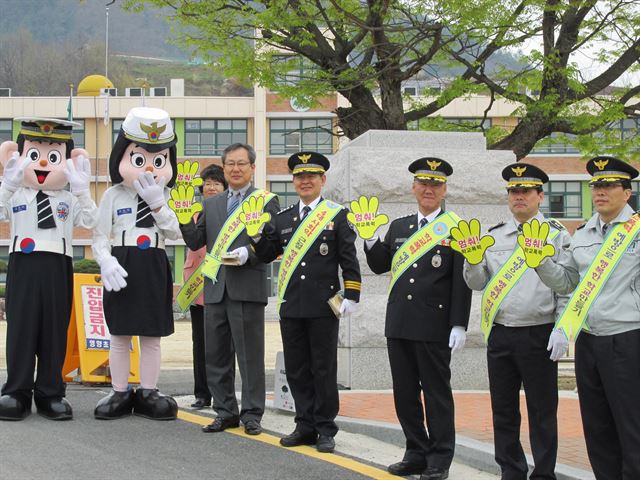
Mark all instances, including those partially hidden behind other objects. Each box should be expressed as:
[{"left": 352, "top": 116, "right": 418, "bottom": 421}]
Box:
[
  {"left": 168, "top": 184, "right": 203, "bottom": 224},
  {"left": 346, "top": 195, "right": 389, "bottom": 240},
  {"left": 517, "top": 219, "right": 556, "bottom": 268},
  {"left": 176, "top": 160, "right": 203, "bottom": 188},
  {"left": 239, "top": 196, "right": 272, "bottom": 237},
  {"left": 450, "top": 219, "right": 495, "bottom": 265}
]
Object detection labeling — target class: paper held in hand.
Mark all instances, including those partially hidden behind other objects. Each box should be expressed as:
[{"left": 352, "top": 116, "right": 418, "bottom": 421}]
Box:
[
  {"left": 221, "top": 253, "right": 242, "bottom": 266},
  {"left": 327, "top": 291, "right": 345, "bottom": 319}
]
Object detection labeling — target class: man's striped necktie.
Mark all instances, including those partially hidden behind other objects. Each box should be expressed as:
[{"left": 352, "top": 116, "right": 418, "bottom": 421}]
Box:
[
  {"left": 36, "top": 191, "right": 56, "bottom": 229},
  {"left": 136, "top": 195, "right": 154, "bottom": 228},
  {"left": 227, "top": 192, "right": 241, "bottom": 216}
]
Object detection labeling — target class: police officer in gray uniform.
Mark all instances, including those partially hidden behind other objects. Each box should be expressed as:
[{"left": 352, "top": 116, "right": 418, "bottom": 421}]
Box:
[
  {"left": 463, "top": 164, "right": 571, "bottom": 480},
  {"left": 535, "top": 156, "right": 640, "bottom": 480}
]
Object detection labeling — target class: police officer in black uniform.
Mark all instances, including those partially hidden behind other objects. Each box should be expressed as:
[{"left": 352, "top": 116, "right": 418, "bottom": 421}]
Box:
[
  {"left": 365, "top": 158, "right": 472, "bottom": 480},
  {"left": 253, "top": 151, "right": 361, "bottom": 454}
]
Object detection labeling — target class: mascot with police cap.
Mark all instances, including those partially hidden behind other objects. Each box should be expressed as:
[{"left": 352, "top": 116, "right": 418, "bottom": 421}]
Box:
[
  {"left": 0, "top": 118, "right": 96, "bottom": 421},
  {"left": 92, "top": 107, "right": 181, "bottom": 421}
]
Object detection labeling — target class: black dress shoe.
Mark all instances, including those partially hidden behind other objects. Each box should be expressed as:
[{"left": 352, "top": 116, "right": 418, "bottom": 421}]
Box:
[
  {"left": 316, "top": 435, "right": 335, "bottom": 453},
  {"left": 0, "top": 395, "right": 31, "bottom": 421},
  {"left": 190, "top": 398, "right": 211, "bottom": 409},
  {"left": 279, "top": 429, "right": 318, "bottom": 447},
  {"left": 202, "top": 415, "right": 240, "bottom": 433},
  {"left": 420, "top": 467, "right": 449, "bottom": 480},
  {"left": 34, "top": 397, "right": 73, "bottom": 421},
  {"left": 387, "top": 460, "right": 428, "bottom": 476},
  {"left": 243, "top": 419, "right": 262, "bottom": 435},
  {"left": 94, "top": 390, "right": 134, "bottom": 420},
  {"left": 133, "top": 389, "right": 177, "bottom": 421}
]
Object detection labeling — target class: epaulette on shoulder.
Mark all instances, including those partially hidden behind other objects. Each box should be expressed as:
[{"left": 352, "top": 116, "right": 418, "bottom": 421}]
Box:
[
  {"left": 488, "top": 222, "right": 506, "bottom": 232},
  {"left": 547, "top": 219, "right": 566, "bottom": 231},
  {"left": 277, "top": 204, "right": 295, "bottom": 215},
  {"left": 576, "top": 223, "right": 587, "bottom": 231}
]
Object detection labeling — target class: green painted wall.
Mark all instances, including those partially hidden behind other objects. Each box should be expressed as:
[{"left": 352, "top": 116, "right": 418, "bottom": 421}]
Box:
[
  {"left": 175, "top": 118, "right": 185, "bottom": 157},
  {"left": 581, "top": 181, "right": 592, "bottom": 219}
]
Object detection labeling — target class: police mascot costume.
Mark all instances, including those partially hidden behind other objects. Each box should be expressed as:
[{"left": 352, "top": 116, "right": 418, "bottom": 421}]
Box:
[
  {"left": 0, "top": 118, "right": 96, "bottom": 421},
  {"left": 92, "top": 107, "right": 180, "bottom": 420}
]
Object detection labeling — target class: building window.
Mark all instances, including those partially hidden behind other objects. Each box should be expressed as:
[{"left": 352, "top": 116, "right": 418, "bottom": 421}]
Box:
[
  {"left": 184, "top": 119, "right": 248, "bottom": 156},
  {"left": 112, "top": 119, "right": 123, "bottom": 145},
  {"left": 270, "top": 181, "right": 298, "bottom": 208},
  {"left": 269, "top": 119, "right": 333, "bottom": 155},
  {"left": 72, "top": 246, "right": 85, "bottom": 261},
  {"left": 0, "top": 119, "right": 12, "bottom": 143},
  {"left": 531, "top": 132, "right": 580, "bottom": 154},
  {"left": 273, "top": 55, "right": 319, "bottom": 86},
  {"left": 72, "top": 119, "right": 85, "bottom": 149},
  {"left": 541, "top": 181, "right": 582, "bottom": 218},
  {"left": 166, "top": 246, "right": 176, "bottom": 273},
  {"left": 629, "top": 181, "right": 640, "bottom": 210}
]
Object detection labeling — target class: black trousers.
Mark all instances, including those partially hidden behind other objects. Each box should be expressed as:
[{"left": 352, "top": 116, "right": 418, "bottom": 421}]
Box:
[
  {"left": 387, "top": 337, "right": 454, "bottom": 470},
  {"left": 190, "top": 305, "right": 211, "bottom": 402},
  {"left": 575, "top": 329, "right": 640, "bottom": 480},
  {"left": 280, "top": 316, "right": 340, "bottom": 437},
  {"left": 487, "top": 323, "right": 558, "bottom": 480},
  {"left": 2, "top": 252, "right": 73, "bottom": 403}
]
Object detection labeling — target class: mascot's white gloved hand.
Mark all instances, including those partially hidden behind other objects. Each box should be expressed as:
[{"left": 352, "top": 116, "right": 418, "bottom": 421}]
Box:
[
  {"left": 65, "top": 155, "right": 91, "bottom": 196},
  {"left": 100, "top": 256, "right": 128, "bottom": 292},
  {"left": 227, "top": 246, "right": 249, "bottom": 266},
  {"left": 547, "top": 328, "right": 569, "bottom": 362},
  {"left": 340, "top": 298, "right": 358, "bottom": 319},
  {"left": 449, "top": 326, "right": 466, "bottom": 354},
  {"left": 1, "top": 152, "right": 30, "bottom": 193},
  {"left": 134, "top": 171, "right": 167, "bottom": 210}
]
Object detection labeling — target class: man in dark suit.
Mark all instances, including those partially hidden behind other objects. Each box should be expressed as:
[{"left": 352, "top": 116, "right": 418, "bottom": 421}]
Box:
[
  {"left": 365, "top": 158, "right": 472, "bottom": 480},
  {"left": 180, "top": 143, "right": 279, "bottom": 435},
  {"left": 252, "top": 151, "right": 361, "bottom": 453}
]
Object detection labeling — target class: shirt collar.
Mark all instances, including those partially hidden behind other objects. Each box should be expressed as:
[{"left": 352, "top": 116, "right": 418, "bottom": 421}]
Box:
[
  {"left": 508, "top": 211, "right": 545, "bottom": 235},
  {"left": 23, "top": 187, "right": 59, "bottom": 203},
  {"left": 228, "top": 183, "right": 251, "bottom": 198},
  {"left": 299, "top": 196, "right": 322, "bottom": 215},
  {"left": 587, "top": 204, "right": 635, "bottom": 231},
  {"left": 418, "top": 208, "right": 441, "bottom": 226}
]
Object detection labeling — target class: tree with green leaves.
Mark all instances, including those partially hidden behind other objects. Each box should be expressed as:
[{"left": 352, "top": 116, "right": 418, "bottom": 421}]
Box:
[{"left": 124, "top": 0, "right": 640, "bottom": 160}]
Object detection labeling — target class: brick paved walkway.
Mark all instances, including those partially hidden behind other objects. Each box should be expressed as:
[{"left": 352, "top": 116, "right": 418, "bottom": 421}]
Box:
[{"left": 338, "top": 391, "right": 591, "bottom": 474}]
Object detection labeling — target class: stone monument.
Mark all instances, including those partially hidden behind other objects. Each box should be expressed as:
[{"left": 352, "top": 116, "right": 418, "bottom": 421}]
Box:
[{"left": 324, "top": 130, "right": 516, "bottom": 389}]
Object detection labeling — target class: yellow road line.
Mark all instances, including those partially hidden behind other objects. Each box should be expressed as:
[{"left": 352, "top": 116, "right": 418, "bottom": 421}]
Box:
[{"left": 177, "top": 410, "right": 397, "bottom": 479}]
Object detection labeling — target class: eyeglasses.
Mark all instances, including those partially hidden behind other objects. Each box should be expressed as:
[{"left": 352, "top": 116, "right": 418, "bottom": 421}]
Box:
[
  {"left": 589, "top": 182, "right": 623, "bottom": 190},
  {"left": 224, "top": 161, "right": 251, "bottom": 169}
]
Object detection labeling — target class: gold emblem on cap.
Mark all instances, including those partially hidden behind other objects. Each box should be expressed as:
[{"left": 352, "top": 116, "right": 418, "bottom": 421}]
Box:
[
  {"left": 140, "top": 121, "right": 167, "bottom": 142},
  {"left": 298, "top": 153, "right": 312, "bottom": 164},
  {"left": 427, "top": 160, "right": 441, "bottom": 171},
  {"left": 511, "top": 166, "right": 526, "bottom": 177},
  {"left": 594, "top": 159, "right": 609, "bottom": 171}
]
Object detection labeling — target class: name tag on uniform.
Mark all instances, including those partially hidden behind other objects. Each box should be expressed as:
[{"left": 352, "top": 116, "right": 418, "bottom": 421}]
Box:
[
  {"left": 12, "top": 205, "right": 27, "bottom": 213},
  {"left": 395, "top": 238, "right": 407, "bottom": 243},
  {"left": 440, "top": 239, "right": 451, "bottom": 246},
  {"left": 325, "top": 222, "right": 334, "bottom": 231},
  {"left": 117, "top": 208, "right": 132, "bottom": 216},
  {"left": 281, "top": 227, "right": 293, "bottom": 234}
]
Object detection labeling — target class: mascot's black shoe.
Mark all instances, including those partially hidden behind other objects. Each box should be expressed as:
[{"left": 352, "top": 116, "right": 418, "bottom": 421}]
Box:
[
  {"left": 0, "top": 394, "right": 31, "bottom": 421},
  {"left": 34, "top": 397, "right": 73, "bottom": 421},
  {"left": 133, "top": 389, "right": 178, "bottom": 421},
  {"left": 94, "top": 390, "right": 135, "bottom": 420}
]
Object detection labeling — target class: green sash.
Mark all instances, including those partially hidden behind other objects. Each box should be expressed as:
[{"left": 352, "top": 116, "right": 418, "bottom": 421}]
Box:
[
  {"left": 388, "top": 212, "right": 461, "bottom": 293},
  {"left": 276, "top": 200, "right": 343, "bottom": 313},
  {"left": 481, "top": 226, "right": 561, "bottom": 342},
  {"left": 556, "top": 212, "right": 640, "bottom": 339},
  {"left": 201, "top": 189, "right": 276, "bottom": 282}
]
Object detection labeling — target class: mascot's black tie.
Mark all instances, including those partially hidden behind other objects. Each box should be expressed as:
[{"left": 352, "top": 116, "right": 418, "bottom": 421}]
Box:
[
  {"left": 136, "top": 195, "right": 154, "bottom": 227},
  {"left": 36, "top": 191, "right": 56, "bottom": 229}
]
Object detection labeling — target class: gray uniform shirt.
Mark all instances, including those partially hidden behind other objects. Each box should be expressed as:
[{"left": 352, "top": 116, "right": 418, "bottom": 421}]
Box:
[
  {"left": 464, "top": 212, "right": 572, "bottom": 327},
  {"left": 536, "top": 204, "right": 640, "bottom": 336}
]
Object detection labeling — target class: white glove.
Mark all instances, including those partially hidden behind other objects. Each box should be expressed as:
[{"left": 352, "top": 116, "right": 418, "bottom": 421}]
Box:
[
  {"left": 1, "top": 152, "right": 30, "bottom": 193},
  {"left": 449, "top": 326, "right": 466, "bottom": 354},
  {"left": 100, "top": 256, "right": 128, "bottom": 292},
  {"left": 227, "top": 246, "right": 249, "bottom": 266},
  {"left": 340, "top": 298, "right": 358, "bottom": 318},
  {"left": 547, "top": 328, "right": 569, "bottom": 362},
  {"left": 64, "top": 155, "right": 91, "bottom": 196},
  {"left": 134, "top": 172, "right": 166, "bottom": 210}
]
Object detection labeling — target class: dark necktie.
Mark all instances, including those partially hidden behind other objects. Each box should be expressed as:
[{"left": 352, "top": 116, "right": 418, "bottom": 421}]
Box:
[
  {"left": 227, "top": 192, "right": 241, "bottom": 216},
  {"left": 301, "top": 205, "right": 311, "bottom": 220},
  {"left": 602, "top": 223, "right": 609, "bottom": 236},
  {"left": 135, "top": 195, "right": 154, "bottom": 228},
  {"left": 419, "top": 217, "right": 427, "bottom": 228},
  {"left": 518, "top": 224, "right": 523, "bottom": 233},
  {"left": 36, "top": 191, "right": 56, "bottom": 229}
]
